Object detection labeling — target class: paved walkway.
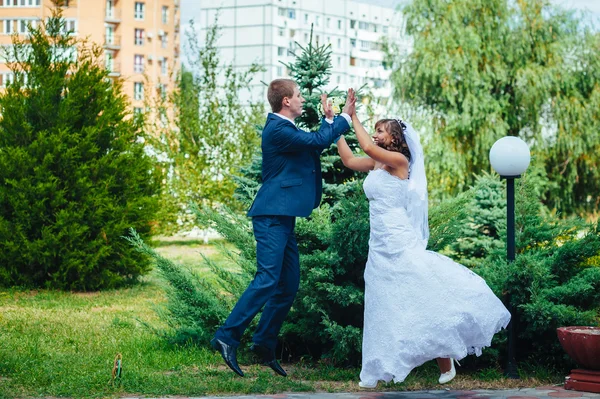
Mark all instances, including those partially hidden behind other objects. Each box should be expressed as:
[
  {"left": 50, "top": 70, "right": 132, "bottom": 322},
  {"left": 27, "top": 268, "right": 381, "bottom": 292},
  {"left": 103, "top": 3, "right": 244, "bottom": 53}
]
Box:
[{"left": 123, "top": 386, "right": 600, "bottom": 399}]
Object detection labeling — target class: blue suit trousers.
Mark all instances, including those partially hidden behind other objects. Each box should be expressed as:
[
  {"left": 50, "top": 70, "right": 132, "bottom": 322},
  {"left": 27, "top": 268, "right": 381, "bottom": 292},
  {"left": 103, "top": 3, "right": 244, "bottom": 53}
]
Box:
[{"left": 214, "top": 215, "right": 300, "bottom": 351}]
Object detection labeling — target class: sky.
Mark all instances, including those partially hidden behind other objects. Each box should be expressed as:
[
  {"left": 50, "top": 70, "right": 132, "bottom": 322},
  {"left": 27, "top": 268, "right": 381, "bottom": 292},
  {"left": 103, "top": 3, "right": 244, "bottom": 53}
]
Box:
[{"left": 182, "top": 0, "right": 600, "bottom": 22}]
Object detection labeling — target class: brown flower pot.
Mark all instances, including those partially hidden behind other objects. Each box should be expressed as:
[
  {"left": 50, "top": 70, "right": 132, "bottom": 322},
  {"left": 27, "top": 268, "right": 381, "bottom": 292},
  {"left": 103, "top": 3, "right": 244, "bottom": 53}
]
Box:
[
  {"left": 557, "top": 326, "right": 600, "bottom": 370},
  {"left": 557, "top": 326, "right": 600, "bottom": 394}
]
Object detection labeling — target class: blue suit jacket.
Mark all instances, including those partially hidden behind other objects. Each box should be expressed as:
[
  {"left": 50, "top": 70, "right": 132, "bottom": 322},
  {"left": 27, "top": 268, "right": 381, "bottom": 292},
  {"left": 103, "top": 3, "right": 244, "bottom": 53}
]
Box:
[{"left": 247, "top": 113, "right": 350, "bottom": 218}]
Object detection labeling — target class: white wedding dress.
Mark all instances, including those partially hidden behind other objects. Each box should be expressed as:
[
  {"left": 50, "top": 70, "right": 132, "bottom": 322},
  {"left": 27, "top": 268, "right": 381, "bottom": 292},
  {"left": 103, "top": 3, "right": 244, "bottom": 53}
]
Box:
[{"left": 359, "top": 168, "right": 511, "bottom": 386}]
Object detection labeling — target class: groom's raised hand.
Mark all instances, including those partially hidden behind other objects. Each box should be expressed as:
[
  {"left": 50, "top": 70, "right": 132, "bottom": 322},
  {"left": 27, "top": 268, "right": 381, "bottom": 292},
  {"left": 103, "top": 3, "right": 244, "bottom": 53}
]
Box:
[
  {"left": 320, "top": 93, "right": 334, "bottom": 120},
  {"left": 342, "top": 88, "right": 356, "bottom": 116}
]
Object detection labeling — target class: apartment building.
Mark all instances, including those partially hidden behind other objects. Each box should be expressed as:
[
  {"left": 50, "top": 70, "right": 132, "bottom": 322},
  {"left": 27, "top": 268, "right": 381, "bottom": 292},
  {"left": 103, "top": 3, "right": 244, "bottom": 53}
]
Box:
[
  {"left": 0, "top": 0, "right": 180, "bottom": 115},
  {"left": 196, "top": 0, "right": 406, "bottom": 102}
]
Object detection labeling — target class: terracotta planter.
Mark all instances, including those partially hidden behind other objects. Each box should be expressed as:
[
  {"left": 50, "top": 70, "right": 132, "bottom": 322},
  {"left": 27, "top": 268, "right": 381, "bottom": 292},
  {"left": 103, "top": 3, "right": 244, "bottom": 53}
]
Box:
[{"left": 557, "top": 326, "right": 600, "bottom": 370}]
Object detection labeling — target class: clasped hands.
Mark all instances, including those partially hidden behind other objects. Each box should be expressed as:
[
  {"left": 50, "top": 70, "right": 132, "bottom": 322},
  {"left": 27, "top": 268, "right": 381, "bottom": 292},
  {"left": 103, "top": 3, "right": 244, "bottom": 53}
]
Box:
[{"left": 320, "top": 88, "right": 357, "bottom": 120}]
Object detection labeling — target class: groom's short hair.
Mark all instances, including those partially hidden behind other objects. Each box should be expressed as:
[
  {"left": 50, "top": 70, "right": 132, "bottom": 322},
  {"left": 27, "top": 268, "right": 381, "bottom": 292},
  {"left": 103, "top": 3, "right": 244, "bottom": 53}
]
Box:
[{"left": 268, "top": 79, "right": 296, "bottom": 113}]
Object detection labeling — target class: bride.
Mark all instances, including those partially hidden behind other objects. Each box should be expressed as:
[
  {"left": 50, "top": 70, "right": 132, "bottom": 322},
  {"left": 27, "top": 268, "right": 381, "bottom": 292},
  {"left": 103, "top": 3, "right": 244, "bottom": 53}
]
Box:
[{"left": 333, "top": 89, "right": 511, "bottom": 388}]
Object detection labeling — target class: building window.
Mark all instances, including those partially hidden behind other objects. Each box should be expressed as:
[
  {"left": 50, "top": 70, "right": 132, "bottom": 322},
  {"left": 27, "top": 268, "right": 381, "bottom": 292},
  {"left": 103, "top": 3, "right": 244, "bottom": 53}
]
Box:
[
  {"left": 134, "top": 54, "right": 144, "bottom": 73},
  {"left": 106, "top": 0, "right": 114, "bottom": 18},
  {"left": 158, "top": 83, "right": 167, "bottom": 100},
  {"left": 134, "top": 82, "right": 144, "bottom": 100},
  {"left": 0, "top": 72, "right": 14, "bottom": 87},
  {"left": 338, "top": 19, "right": 342, "bottom": 29},
  {"left": 134, "top": 28, "right": 144, "bottom": 45},
  {"left": 383, "top": 26, "right": 388, "bottom": 34},
  {"left": 276, "top": 66, "right": 283, "bottom": 76},
  {"left": 278, "top": 28, "right": 284, "bottom": 37},
  {"left": 162, "top": 6, "right": 168, "bottom": 24},
  {"left": 133, "top": 107, "right": 144, "bottom": 115},
  {"left": 350, "top": 20, "right": 356, "bottom": 29},
  {"left": 60, "top": 19, "right": 77, "bottom": 35},
  {"left": 105, "top": 25, "right": 114, "bottom": 43},
  {"left": 304, "top": 33, "right": 308, "bottom": 42},
  {"left": 350, "top": 38, "right": 356, "bottom": 48},
  {"left": 337, "top": 38, "right": 341, "bottom": 48},
  {"left": 161, "top": 58, "right": 168, "bottom": 75},
  {"left": 337, "top": 75, "right": 341, "bottom": 84},
  {"left": 289, "top": 28, "right": 295, "bottom": 38},
  {"left": 7, "top": 0, "right": 41, "bottom": 5},
  {"left": 360, "top": 40, "right": 369, "bottom": 51},
  {"left": 134, "top": 2, "right": 145, "bottom": 20},
  {"left": 161, "top": 32, "right": 168, "bottom": 48},
  {"left": 304, "top": 13, "right": 308, "bottom": 23},
  {"left": 277, "top": 47, "right": 285, "bottom": 56},
  {"left": 105, "top": 52, "right": 114, "bottom": 71},
  {"left": 337, "top": 56, "right": 341, "bottom": 66},
  {"left": 287, "top": 8, "right": 295, "bottom": 19},
  {"left": 326, "top": 17, "right": 330, "bottom": 28},
  {"left": 3, "top": 20, "right": 14, "bottom": 34},
  {"left": 315, "top": 16, "right": 320, "bottom": 26},
  {"left": 350, "top": 57, "right": 356, "bottom": 66},
  {"left": 18, "top": 19, "right": 29, "bottom": 33},
  {"left": 278, "top": 7, "right": 285, "bottom": 16}
]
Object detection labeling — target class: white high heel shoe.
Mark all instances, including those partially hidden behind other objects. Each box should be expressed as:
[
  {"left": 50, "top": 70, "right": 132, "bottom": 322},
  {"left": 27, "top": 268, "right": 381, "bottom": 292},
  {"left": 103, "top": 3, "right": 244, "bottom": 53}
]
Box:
[
  {"left": 359, "top": 380, "right": 378, "bottom": 389},
  {"left": 438, "top": 358, "right": 460, "bottom": 384}
]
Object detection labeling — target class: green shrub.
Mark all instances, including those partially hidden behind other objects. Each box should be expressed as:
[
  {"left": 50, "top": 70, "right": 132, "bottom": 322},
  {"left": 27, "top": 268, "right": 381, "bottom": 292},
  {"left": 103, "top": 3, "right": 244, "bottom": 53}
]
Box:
[{"left": 474, "top": 175, "right": 600, "bottom": 367}]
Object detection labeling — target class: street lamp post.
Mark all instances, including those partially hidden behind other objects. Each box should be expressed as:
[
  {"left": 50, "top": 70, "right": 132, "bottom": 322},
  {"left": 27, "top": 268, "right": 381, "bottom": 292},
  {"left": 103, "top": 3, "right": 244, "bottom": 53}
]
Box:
[{"left": 489, "top": 136, "right": 531, "bottom": 380}]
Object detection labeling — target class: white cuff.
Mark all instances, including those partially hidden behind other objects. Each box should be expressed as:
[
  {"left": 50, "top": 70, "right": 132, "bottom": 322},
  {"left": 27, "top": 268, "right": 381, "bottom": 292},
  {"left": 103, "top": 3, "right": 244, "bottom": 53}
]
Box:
[
  {"left": 339, "top": 113, "right": 351, "bottom": 126},
  {"left": 325, "top": 117, "right": 334, "bottom": 124}
]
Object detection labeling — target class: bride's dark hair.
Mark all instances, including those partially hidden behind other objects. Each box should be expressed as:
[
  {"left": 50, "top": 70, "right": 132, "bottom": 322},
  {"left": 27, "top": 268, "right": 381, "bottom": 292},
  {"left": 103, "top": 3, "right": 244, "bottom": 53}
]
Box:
[{"left": 374, "top": 119, "right": 411, "bottom": 162}]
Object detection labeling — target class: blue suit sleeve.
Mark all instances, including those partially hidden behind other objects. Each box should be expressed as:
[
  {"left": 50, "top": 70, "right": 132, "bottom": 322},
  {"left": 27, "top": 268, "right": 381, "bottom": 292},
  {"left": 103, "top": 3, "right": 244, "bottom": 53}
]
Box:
[{"left": 273, "top": 117, "right": 350, "bottom": 152}]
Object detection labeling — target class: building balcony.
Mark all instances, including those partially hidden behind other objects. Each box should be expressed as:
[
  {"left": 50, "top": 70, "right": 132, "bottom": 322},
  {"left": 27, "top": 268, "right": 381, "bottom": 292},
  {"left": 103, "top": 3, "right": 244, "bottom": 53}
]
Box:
[
  {"left": 106, "top": 62, "right": 121, "bottom": 77},
  {"left": 103, "top": 35, "right": 121, "bottom": 50},
  {"left": 105, "top": 8, "right": 121, "bottom": 24}
]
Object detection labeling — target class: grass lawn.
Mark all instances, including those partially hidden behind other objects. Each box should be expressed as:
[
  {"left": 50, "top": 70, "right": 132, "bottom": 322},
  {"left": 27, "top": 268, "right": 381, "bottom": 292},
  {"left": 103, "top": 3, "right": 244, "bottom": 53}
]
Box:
[{"left": 0, "top": 238, "right": 563, "bottom": 399}]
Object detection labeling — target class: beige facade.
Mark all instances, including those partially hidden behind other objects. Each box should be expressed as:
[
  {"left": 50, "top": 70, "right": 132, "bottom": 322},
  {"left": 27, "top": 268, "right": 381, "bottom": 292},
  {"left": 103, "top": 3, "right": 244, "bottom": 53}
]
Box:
[{"left": 0, "top": 0, "right": 180, "bottom": 115}]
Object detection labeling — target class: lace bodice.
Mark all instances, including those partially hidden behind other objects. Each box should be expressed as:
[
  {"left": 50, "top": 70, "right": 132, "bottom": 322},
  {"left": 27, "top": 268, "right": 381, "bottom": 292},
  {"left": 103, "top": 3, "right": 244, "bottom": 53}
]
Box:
[{"left": 363, "top": 168, "right": 408, "bottom": 209}]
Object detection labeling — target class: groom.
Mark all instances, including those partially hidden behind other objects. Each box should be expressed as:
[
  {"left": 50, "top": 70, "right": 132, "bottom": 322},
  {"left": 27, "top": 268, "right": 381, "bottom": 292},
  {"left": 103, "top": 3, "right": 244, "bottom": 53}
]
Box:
[{"left": 211, "top": 79, "right": 355, "bottom": 377}]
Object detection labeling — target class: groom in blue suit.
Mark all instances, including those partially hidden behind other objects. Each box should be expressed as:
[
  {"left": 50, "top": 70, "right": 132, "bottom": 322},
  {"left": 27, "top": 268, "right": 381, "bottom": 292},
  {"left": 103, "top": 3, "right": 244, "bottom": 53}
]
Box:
[{"left": 211, "top": 79, "right": 355, "bottom": 377}]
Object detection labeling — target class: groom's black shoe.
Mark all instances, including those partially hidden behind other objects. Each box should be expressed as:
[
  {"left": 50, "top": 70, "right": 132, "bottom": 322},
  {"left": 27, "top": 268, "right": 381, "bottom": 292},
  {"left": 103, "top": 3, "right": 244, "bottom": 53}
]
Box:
[
  {"left": 210, "top": 338, "right": 244, "bottom": 377},
  {"left": 250, "top": 343, "right": 287, "bottom": 377}
]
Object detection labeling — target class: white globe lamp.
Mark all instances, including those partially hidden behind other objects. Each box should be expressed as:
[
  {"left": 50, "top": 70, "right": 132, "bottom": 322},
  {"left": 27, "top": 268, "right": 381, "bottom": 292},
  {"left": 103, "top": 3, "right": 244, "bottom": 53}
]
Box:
[{"left": 489, "top": 136, "right": 531, "bottom": 177}]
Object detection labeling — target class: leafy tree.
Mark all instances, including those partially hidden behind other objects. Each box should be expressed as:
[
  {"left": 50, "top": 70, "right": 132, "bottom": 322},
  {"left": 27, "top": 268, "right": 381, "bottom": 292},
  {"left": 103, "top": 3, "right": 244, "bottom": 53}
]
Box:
[
  {"left": 390, "top": 0, "right": 600, "bottom": 215},
  {"left": 147, "top": 19, "right": 265, "bottom": 233},
  {"left": 0, "top": 12, "right": 160, "bottom": 290}
]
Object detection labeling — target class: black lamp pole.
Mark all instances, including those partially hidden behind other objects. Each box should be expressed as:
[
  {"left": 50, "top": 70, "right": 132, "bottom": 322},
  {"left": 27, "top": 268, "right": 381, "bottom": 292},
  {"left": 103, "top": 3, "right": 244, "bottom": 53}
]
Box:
[{"left": 503, "top": 175, "right": 520, "bottom": 379}]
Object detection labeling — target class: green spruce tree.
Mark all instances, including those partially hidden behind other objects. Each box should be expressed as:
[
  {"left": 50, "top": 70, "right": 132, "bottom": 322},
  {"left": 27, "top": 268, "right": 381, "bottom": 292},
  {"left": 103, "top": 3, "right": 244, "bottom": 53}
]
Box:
[{"left": 0, "top": 12, "right": 160, "bottom": 290}]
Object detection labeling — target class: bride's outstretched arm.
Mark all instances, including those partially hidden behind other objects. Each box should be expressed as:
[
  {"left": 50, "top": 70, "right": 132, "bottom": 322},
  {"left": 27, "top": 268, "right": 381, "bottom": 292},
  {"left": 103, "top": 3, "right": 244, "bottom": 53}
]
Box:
[
  {"left": 351, "top": 107, "right": 408, "bottom": 169},
  {"left": 336, "top": 136, "right": 375, "bottom": 172}
]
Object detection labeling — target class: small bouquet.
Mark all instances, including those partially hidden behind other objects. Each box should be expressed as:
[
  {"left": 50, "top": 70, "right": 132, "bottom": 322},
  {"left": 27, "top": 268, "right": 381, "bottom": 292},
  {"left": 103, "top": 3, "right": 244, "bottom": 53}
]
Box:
[{"left": 317, "top": 96, "right": 345, "bottom": 118}]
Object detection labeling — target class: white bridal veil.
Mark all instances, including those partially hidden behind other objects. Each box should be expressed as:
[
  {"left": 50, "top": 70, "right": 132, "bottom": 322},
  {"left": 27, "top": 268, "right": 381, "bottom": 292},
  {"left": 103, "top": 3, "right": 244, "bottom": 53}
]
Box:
[{"left": 396, "top": 119, "right": 429, "bottom": 248}]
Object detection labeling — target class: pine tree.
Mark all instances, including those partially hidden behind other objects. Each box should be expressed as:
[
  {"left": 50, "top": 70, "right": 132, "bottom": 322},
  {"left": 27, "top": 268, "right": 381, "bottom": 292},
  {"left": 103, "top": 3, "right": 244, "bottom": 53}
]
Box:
[
  {"left": 0, "top": 12, "right": 160, "bottom": 290},
  {"left": 234, "top": 27, "right": 365, "bottom": 206},
  {"left": 451, "top": 172, "right": 506, "bottom": 267}
]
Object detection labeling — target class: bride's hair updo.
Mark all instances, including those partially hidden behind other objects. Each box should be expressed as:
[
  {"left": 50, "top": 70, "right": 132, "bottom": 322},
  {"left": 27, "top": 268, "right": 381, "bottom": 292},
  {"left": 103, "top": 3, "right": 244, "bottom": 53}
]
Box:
[{"left": 374, "top": 119, "right": 412, "bottom": 162}]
